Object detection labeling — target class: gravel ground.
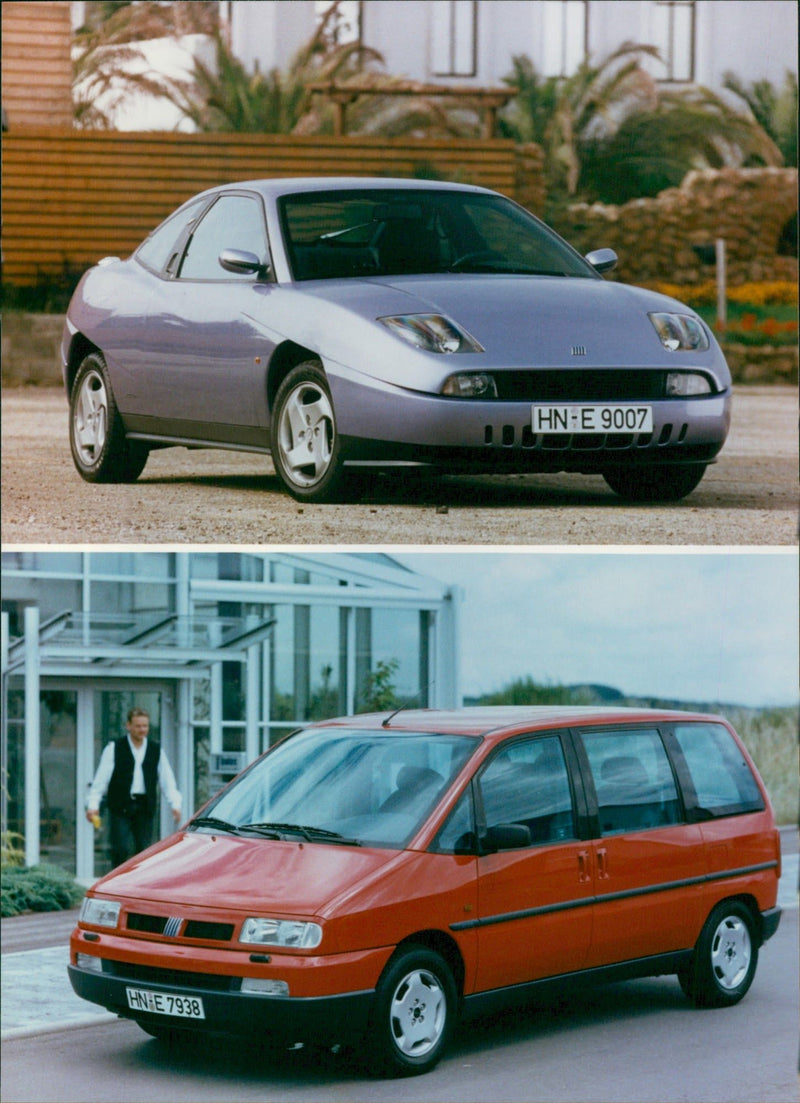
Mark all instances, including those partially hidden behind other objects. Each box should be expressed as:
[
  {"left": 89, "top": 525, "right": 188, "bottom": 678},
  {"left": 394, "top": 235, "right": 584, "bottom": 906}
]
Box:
[{"left": 1, "top": 386, "right": 797, "bottom": 546}]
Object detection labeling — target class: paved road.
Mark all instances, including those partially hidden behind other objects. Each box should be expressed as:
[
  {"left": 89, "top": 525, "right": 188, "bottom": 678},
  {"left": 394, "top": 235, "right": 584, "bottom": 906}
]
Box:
[
  {"left": 1, "top": 386, "right": 796, "bottom": 545},
  {"left": 1, "top": 837, "right": 796, "bottom": 1101}
]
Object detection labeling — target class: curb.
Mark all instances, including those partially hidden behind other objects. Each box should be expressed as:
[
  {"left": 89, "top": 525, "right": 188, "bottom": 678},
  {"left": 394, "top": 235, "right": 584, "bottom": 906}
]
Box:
[{"left": 2, "top": 1013, "right": 117, "bottom": 1042}]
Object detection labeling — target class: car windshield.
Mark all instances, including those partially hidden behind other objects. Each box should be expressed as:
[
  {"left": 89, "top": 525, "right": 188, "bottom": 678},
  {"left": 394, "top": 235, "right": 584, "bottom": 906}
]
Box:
[
  {"left": 193, "top": 727, "right": 477, "bottom": 849},
  {"left": 279, "top": 189, "right": 596, "bottom": 281}
]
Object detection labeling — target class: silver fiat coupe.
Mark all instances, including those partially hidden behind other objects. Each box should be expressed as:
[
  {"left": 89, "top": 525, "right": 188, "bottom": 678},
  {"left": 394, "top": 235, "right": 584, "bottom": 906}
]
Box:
[{"left": 62, "top": 177, "right": 731, "bottom": 502}]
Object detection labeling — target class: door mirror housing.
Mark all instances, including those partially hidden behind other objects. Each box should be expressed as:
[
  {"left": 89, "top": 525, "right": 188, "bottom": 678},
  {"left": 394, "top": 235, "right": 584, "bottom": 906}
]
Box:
[
  {"left": 483, "top": 823, "right": 532, "bottom": 852},
  {"left": 585, "top": 248, "right": 618, "bottom": 274},
  {"left": 219, "top": 248, "right": 271, "bottom": 278}
]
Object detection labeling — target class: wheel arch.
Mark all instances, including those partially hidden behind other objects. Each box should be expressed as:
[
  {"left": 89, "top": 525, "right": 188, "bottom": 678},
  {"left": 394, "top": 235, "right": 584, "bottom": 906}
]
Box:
[
  {"left": 266, "top": 341, "right": 323, "bottom": 414},
  {"left": 708, "top": 892, "right": 765, "bottom": 945},
  {"left": 65, "top": 332, "right": 101, "bottom": 396},
  {"left": 391, "top": 930, "right": 466, "bottom": 999}
]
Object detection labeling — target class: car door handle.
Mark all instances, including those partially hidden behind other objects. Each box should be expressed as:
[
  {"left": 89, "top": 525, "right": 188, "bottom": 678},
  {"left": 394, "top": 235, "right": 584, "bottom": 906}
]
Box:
[
  {"left": 597, "top": 846, "right": 609, "bottom": 879},
  {"left": 577, "top": 849, "right": 591, "bottom": 883}
]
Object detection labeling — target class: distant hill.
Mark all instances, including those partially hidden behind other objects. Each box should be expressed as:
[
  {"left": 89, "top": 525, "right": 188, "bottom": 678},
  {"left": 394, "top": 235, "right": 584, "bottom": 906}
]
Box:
[{"left": 465, "top": 680, "right": 793, "bottom": 715}]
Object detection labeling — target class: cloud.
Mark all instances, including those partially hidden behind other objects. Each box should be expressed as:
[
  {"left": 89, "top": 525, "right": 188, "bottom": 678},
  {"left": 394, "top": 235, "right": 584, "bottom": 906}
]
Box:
[{"left": 398, "top": 550, "right": 798, "bottom": 707}]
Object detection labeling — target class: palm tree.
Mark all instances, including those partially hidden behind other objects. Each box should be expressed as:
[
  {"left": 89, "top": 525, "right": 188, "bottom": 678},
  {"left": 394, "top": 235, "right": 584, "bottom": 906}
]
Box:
[
  {"left": 73, "top": 0, "right": 479, "bottom": 138},
  {"left": 722, "top": 70, "right": 798, "bottom": 167},
  {"left": 72, "top": 0, "right": 218, "bottom": 129},
  {"left": 162, "top": 4, "right": 386, "bottom": 135},
  {"left": 500, "top": 42, "right": 783, "bottom": 206},
  {"left": 581, "top": 83, "right": 784, "bottom": 204},
  {"left": 161, "top": 6, "right": 480, "bottom": 139}
]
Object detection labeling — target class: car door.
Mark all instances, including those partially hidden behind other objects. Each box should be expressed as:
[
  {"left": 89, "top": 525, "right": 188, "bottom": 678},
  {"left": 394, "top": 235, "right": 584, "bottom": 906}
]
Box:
[
  {"left": 470, "top": 734, "right": 594, "bottom": 992},
  {"left": 125, "top": 192, "right": 276, "bottom": 442},
  {"left": 574, "top": 725, "right": 707, "bottom": 969}
]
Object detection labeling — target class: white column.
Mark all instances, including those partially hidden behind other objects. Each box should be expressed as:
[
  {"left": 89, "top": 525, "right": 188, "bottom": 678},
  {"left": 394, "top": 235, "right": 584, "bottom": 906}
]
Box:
[
  {"left": 75, "top": 686, "right": 95, "bottom": 883},
  {"left": 245, "top": 644, "right": 260, "bottom": 764},
  {"left": 24, "top": 606, "right": 41, "bottom": 866}
]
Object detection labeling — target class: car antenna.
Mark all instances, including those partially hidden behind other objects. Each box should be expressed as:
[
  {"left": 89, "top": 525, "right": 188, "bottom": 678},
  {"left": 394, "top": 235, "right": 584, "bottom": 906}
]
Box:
[{"left": 381, "top": 681, "right": 435, "bottom": 728}]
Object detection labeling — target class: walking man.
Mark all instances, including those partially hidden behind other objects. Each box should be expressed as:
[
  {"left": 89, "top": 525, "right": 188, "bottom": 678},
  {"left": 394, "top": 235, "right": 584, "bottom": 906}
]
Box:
[{"left": 86, "top": 707, "right": 182, "bottom": 868}]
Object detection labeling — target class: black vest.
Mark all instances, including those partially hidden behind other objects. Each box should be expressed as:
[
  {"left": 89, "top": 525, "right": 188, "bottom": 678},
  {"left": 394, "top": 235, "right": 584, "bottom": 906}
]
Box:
[{"left": 106, "top": 737, "right": 161, "bottom": 816}]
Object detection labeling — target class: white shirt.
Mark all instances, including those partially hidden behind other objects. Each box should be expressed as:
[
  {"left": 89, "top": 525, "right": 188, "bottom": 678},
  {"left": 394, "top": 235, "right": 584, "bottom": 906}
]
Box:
[{"left": 86, "top": 735, "right": 182, "bottom": 814}]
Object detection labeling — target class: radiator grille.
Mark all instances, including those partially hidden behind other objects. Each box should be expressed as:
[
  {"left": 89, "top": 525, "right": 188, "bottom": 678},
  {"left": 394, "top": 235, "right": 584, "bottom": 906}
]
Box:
[
  {"left": 494, "top": 370, "right": 671, "bottom": 402},
  {"left": 126, "top": 913, "right": 234, "bottom": 942}
]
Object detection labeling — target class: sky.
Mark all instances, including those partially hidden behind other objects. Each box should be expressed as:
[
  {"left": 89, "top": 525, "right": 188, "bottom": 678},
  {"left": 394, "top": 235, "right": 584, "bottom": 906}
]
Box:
[{"left": 396, "top": 549, "right": 799, "bottom": 708}]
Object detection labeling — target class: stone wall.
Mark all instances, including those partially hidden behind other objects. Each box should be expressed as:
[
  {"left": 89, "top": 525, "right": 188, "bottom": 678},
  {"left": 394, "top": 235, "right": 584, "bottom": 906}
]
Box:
[{"left": 560, "top": 168, "right": 798, "bottom": 287}]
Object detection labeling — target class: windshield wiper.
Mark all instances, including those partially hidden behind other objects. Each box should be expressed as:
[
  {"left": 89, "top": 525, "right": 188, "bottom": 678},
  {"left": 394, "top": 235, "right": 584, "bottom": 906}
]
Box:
[
  {"left": 189, "top": 816, "right": 243, "bottom": 835},
  {"left": 240, "top": 822, "right": 361, "bottom": 845}
]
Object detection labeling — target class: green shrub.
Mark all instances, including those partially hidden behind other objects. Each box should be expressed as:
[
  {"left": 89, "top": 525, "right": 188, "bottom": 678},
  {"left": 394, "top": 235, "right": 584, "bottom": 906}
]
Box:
[
  {"left": 1, "top": 863, "right": 84, "bottom": 918},
  {"left": 0, "top": 264, "right": 85, "bottom": 314},
  {"left": 1, "top": 829, "right": 25, "bottom": 869}
]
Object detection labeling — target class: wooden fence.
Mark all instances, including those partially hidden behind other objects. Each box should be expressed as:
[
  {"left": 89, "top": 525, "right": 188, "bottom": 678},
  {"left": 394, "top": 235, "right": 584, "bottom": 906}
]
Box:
[
  {"left": 1, "top": 2, "right": 73, "bottom": 130},
  {"left": 2, "top": 128, "right": 542, "bottom": 285}
]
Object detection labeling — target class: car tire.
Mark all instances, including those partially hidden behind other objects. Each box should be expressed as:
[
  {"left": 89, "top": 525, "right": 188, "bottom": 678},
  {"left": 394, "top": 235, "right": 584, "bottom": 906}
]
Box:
[
  {"left": 603, "top": 464, "right": 707, "bottom": 502},
  {"left": 678, "top": 901, "right": 758, "bottom": 1008},
  {"left": 271, "top": 361, "right": 351, "bottom": 503},
  {"left": 366, "top": 945, "right": 457, "bottom": 1077},
  {"left": 69, "top": 352, "right": 148, "bottom": 483}
]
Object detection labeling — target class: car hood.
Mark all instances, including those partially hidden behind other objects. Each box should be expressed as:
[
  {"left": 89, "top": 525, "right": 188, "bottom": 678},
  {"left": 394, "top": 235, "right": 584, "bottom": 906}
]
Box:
[
  {"left": 274, "top": 274, "right": 716, "bottom": 384},
  {"left": 93, "top": 830, "right": 404, "bottom": 917}
]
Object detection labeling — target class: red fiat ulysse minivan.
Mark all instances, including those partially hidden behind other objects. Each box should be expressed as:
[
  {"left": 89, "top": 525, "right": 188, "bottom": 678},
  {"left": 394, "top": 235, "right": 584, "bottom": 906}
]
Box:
[{"left": 69, "top": 707, "right": 781, "bottom": 1076}]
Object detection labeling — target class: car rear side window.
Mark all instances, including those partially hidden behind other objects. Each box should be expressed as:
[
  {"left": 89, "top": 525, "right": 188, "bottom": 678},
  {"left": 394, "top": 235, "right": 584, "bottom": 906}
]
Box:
[
  {"left": 136, "top": 198, "right": 207, "bottom": 275},
  {"left": 579, "top": 728, "right": 682, "bottom": 835},
  {"left": 672, "top": 722, "right": 765, "bottom": 818},
  {"left": 477, "top": 736, "right": 576, "bottom": 845}
]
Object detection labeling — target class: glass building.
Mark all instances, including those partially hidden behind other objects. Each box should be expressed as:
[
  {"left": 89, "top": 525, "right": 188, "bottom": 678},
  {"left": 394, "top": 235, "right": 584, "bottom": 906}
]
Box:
[{"left": 1, "top": 551, "right": 461, "bottom": 882}]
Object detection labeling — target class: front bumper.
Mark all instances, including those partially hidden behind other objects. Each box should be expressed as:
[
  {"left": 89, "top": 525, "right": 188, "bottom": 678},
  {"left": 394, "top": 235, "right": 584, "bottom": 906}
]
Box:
[
  {"left": 329, "top": 367, "right": 732, "bottom": 473},
  {"left": 68, "top": 963, "right": 373, "bottom": 1045}
]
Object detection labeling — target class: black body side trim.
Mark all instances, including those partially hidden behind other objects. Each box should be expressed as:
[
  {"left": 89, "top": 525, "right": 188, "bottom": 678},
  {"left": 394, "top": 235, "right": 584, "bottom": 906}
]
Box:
[{"left": 451, "top": 860, "right": 779, "bottom": 932}]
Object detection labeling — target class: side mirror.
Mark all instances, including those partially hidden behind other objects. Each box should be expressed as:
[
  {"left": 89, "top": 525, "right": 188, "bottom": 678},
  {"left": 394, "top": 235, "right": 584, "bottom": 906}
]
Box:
[
  {"left": 585, "top": 248, "right": 618, "bottom": 274},
  {"left": 483, "top": 823, "right": 531, "bottom": 852},
  {"left": 219, "top": 248, "right": 270, "bottom": 278}
]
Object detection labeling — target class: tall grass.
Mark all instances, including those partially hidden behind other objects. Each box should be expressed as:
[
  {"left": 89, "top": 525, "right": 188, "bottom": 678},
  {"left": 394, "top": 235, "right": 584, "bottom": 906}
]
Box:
[{"left": 726, "top": 706, "right": 798, "bottom": 826}]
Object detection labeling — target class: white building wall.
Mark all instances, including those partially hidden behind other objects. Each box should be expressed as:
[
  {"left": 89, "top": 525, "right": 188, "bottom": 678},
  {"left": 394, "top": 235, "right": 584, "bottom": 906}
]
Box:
[
  {"left": 229, "top": 0, "right": 315, "bottom": 74},
  {"left": 349, "top": 0, "right": 798, "bottom": 90},
  {"left": 693, "top": 1, "right": 797, "bottom": 90}
]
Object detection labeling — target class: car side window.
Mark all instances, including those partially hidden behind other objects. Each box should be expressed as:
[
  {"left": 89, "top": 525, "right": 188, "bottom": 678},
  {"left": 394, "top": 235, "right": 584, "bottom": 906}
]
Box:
[
  {"left": 135, "top": 198, "right": 207, "bottom": 275},
  {"left": 179, "top": 194, "right": 269, "bottom": 281},
  {"left": 579, "top": 728, "right": 681, "bottom": 835},
  {"left": 477, "top": 736, "right": 576, "bottom": 846},
  {"left": 672, "top": 723, "right": 765, "bottom": 818}
]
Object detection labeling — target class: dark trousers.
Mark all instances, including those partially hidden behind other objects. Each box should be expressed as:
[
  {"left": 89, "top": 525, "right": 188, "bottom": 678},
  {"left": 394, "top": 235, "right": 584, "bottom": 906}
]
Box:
[{"left": 109, "top": 798, "right": 155, "bottom": 867}]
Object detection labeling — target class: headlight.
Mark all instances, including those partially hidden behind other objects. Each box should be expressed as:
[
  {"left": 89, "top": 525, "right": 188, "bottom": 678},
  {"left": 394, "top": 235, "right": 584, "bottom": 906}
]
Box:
[
  {"left": 379, "top": 314, "right": 484, "bottom": 353},
  {"left": 240, "top": 917, "right": 322, "bottom": 949},
  {"left": 442, "top": 372, "right": 498, "bottom": 398},
  {"left": 80, "top": 897, "right": 121, "bottom": 929},
  {"left": 665, "top": 372, "right": 713, "bottom": 396},
  {"left": 649, "top": 312, "right": 709, "bottom": 352}
]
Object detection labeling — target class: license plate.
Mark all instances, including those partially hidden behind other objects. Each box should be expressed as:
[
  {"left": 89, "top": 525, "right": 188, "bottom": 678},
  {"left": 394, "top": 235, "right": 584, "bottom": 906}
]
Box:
[
  {"left": 126, "top": 986, "right": 205, "bottom": 1019},
  {"left": 531, "top": 404, "right": 653, "bottom": 433}
]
